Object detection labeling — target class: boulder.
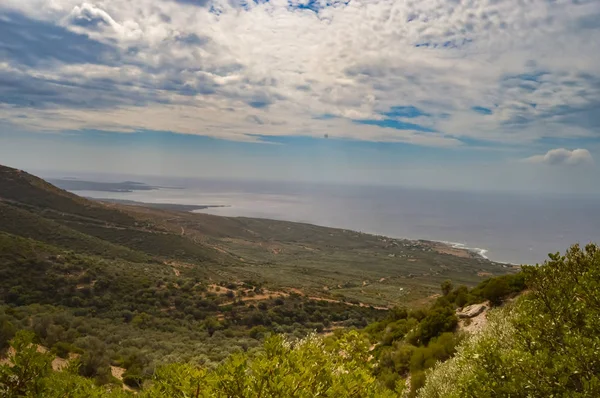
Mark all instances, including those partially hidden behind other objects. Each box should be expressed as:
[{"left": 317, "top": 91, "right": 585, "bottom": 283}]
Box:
[{"left": 457, "top": 303, "right": 487, "bottom": 319}]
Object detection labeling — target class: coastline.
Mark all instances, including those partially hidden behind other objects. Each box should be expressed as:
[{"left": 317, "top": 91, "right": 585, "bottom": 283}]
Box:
[
  {"left": 192, "top": 204, "right": 517, "bottom": 265},
  {"left": 438, "top": 240, "right": 489, "bottom": 260},
  {"left": 84, "top": 190, "right": 525, "bottom": 266},
  {"left": 434, "top": 240, "right": 521, "bottom": 266}
]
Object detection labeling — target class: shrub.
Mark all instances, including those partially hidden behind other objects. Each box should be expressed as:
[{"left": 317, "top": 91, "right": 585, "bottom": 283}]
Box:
[
  {"left": 0, "top": 316, "right": 16, "bottom": 351},
  {"left": 419, "top": 244, "right": 600, "bottom": 398},
  {"left": 143, "top": 331, "right": 395, "bottom": 397},
  {"left": 51, "top": 341, "right": 77, "bottom": 359},
  {"left": 440, "top": 280, "right": 453, "bottom": 296},
  {"left": 481, "top": 277, "right": 510, "bottom": 306},
  {"left": 408, "top": 306, "right": 457, "bottom": 345},
  {"left": 0, "top": 331, "right": 52, "bottom": 396}
]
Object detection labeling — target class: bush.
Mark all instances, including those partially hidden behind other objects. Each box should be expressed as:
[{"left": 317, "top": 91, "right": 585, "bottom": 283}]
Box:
[
  {"left": 481, "top": 277, "right": 510, "bottom": 306},
  {"left": 144, "top": 331, "right": 395, "bottom": 397},
  {"left": 419, "top": 244, "right": 600, "bottom": 397},
  {"left": 408, "top": 306, "right": 457, "bottom": 345},
  {"left": 440, "top": 280, "right": 453, "bottom": 296},
  {"left": 51, "top": 341, "right": 78, "bottom": 359},
  {"left": 0, "top": 316, "right": 16, "bottom": 351},
  {"left": 248, "top": 325, "right": 268, "bottom": 339},
  {"left": 123, "top": 372, "right": 143, "bottom": 388},
  {"left": 1, "top": 330, "right": 395, "bottom": 397},
  {"left": 410, "top": 371, "right": 427, "bottom": 397},
  {"left": 77, "top": 338, "right": 112, "bottom": 384},
  {"left": 0, "top": 331, "right": 51, "bottom": 396}
]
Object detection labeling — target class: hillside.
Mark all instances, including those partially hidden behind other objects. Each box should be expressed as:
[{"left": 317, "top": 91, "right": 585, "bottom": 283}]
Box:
[
  {"left": 102, "top": 197, "right": 514, "bottom": 307},
  {"left": 0, "top": 166, "right": 137, "bottom": 225},
  {"left": 0, "top": 164, "right": 513, "bottom": 307},
  {"left": 0, "top": 163, "right": 520, "bottom": 394},
  {"left": 0, "top": 165, "right": 230, "bottom": 265}
]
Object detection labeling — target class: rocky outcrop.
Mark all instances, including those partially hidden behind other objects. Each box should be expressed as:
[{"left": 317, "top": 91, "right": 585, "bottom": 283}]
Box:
[{"left": 456, "top": 303, "right": 487, "bottom": 318}]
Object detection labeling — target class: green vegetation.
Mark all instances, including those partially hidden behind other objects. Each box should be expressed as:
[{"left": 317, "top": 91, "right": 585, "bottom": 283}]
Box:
[
  {"left": 444, "top": 272, "right": 525, "bottom": 308},
  {"left": 1, "top": 330, "right": 393, "bottom": 397},
  {"left": 0, "top": 164, "right": 512, "bottom": 307},
  {"left": 0, "top": 231, "right": 384, "bottom": 369},
  {"left": 362, "top": 271, "right": 526, "bottom": 396},
  {"left": 0, "top": 202, "right": 150, "bottom": 263},
  {"left": 0, "top": 166, "right": 136, "bottom": 226},
  {"left": 10, "top": 163, "right": 597, "bottom": 397},
  {"left": 419, "top": 243, "right": 600, "bottom": 397}
]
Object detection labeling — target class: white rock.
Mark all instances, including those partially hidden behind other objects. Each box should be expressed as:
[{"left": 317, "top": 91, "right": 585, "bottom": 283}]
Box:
[{"left": 457, "top": 303, "right": 487, "bottom": 318}]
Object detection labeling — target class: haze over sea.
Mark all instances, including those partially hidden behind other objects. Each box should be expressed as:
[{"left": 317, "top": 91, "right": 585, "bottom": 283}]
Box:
[{"left": 56, "top": 173, "right": 600, "bottom": 266}]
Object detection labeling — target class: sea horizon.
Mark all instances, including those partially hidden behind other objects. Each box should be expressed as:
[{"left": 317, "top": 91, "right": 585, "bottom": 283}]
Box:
[{"left": 39, "top": 171, "right": 600, "bottom": 266}]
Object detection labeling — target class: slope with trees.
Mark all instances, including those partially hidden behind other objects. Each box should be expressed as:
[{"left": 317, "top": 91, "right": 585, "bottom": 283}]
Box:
[
  {"left": 419, "top": 243, "right": 600, "bottom": 397},
  {"left": 4, "top": 163, "right": 563, "bottom": 395}
]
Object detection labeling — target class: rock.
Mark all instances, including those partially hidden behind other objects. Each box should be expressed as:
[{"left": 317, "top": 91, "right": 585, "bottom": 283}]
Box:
[{"left": 457, "top": 303, "right": 487, "bottom": 318}]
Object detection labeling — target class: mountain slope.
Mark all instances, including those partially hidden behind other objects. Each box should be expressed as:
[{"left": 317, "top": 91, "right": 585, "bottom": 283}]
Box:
[
  {"left": 97, "top": 184, "right": 517, "bottom": 306},
  {"left": 0, "top": 164, "right": 229, "bottom": 264},
  {"left": 0, "top": 201, "right": 149, "bottom": 262},
  {"left": 0, "top": 164, "right": 515, "bottom": 306},
  {"left": 0, "top": 163, "right": 522, "bottom": 392},
  {"left": 0, "top": 165, "right": 135, "bottom": 225}
]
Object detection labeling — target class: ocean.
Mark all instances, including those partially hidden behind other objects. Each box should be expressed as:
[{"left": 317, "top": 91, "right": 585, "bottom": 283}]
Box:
[{"left": 69, "top": 176, "right": 600, "bottom": 265}]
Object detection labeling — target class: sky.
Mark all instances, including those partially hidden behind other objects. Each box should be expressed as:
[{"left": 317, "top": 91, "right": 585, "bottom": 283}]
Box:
[{"left": 0, "top": 0, "right": 599, "bottom": 193}]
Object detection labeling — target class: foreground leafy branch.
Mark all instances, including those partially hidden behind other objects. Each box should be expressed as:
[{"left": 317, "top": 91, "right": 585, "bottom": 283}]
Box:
[{"left": 1, "top": 331, "right": 395, "bottom": 397}]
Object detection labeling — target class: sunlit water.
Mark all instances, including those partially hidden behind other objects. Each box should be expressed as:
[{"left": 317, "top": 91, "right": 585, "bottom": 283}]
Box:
[{"left": 72, "top": 177, "right": 600, "bottom": 265}]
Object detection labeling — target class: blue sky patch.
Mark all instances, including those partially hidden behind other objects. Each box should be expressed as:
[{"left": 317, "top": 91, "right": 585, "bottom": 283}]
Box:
[
  {"left": 472, "top": 106, "right": 493, "bottom": 115},
  {"left": 383, "top": 106, "right": 429, "bottom": 118},
  {"left": 354, "top": 119, "right": 435, "bottom": 132},
  {"left": 248, "top": 100, "right": 271, "bottom": 109},
  {"left": 314, "top": 114, "right": 337, "bottom": 120}
]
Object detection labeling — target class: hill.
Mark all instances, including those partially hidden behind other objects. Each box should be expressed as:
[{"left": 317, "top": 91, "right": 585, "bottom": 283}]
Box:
[
  {"left": 0, "top": 165, "right": 229, "bottom": 264},
  {"left": 0, "top": 164, "right": 513, "bottom": 307},
  {"left": 101, "top": 197, "right": 515, "bottom": 307},
  {"left": 0, "top": 163, "right": 520, "bottom": 394}
]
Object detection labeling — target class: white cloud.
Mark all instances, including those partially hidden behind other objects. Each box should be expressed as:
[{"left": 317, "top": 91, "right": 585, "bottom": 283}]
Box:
[
  {"left": 524, "top": 148, "right": 595, "bottom": 166},
  {"left": 0, "top": 0, "right": 599, "bottom": 145}
]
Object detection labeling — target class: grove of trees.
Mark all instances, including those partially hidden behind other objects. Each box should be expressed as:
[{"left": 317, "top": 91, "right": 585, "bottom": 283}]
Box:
[{"left": 2, "top": 244, "right": 599, "bottom": 397}]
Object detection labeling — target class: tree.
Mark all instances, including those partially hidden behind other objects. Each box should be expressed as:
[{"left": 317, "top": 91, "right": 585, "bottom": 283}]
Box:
[
  {"left": 481, "top": 277, "right": 509, "bottom": 306},
  {"left": 408, "top": 306, "right": 457, "bottom": 345},
  {"left": 141, "top": 363, "right": 205, "bottom": 398},
  {"left": 77, "top": 337, "right": 112, "bottom": 384},
  {"left": 440, "top": 280, "right": 453, "bottom": 297},
  {"left": 204, "top": 317, "right": 222, "bottom": 337},
  {"left": 0, "top": 316, "right": 16, "bottom": 351},
  {"left": 452, "top": 286, "right": 469, "bottom": 307},
  {"left": 42, "top": 369, "right": 130, "bottom": 398},
  {"left": 0, "top": 332, "right": 128, "bottom": 398},
  {"left": 122, "top": 350, "right": 149, "bottom": 388},
  {"left": 0, "top": 331, "right": 51, "bottom": 397}
]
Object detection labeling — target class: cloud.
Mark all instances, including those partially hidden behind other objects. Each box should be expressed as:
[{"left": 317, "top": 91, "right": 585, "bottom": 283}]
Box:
[
  {"left": 524, "top": 148, "right": 594, "bottom": 166},
  {"left": 0, "top": 0, "right": 598, "bottom": 147},
  {"left": 67, "top": 3, "right": 117, "bottom": 29},
  {"left": 0, "top": 11, "right": 119, "bottom": 67}
]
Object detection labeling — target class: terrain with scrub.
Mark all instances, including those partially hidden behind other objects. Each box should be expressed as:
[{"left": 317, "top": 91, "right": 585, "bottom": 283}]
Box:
[{"left": 0, "top": 163, "right": 531, "bottom": 395}]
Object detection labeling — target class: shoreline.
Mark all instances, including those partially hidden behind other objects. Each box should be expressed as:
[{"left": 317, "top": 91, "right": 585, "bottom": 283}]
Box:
[
  {"left": 194, "top": 206, "right": 516, "bottom": 266},
  {"left": 433, "top": 240, "right": 519, "bottom": 266},
  {"left": 92, "top": 198, "right": 230, "bottom": 212},
  {"left": 437, "top": 240, "right": 489, "bottom": 260},
  {"left": 87, "top": 192, "right": 521, "bottom": 266}
]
